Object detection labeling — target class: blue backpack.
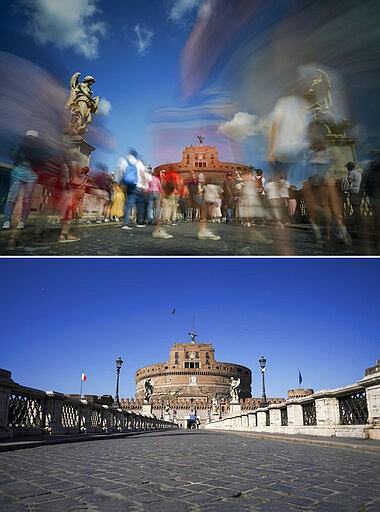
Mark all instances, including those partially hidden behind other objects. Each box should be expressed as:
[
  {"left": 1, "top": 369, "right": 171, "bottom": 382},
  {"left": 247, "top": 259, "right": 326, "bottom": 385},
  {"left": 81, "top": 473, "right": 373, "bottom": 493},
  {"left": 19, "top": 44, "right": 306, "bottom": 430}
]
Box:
[{"left": 123, "top": 162, "right": 138, "bottom": 188}]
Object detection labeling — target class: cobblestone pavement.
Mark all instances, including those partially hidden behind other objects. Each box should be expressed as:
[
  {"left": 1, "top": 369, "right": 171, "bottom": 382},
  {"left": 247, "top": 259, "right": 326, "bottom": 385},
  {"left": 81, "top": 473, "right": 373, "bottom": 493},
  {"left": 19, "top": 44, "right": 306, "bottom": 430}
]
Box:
[
  {"left": 0, "top": 220, "right": 378, "bottom": 256},
  {"left": 0, "top": 431, "right": 379, "bottom": 511}
]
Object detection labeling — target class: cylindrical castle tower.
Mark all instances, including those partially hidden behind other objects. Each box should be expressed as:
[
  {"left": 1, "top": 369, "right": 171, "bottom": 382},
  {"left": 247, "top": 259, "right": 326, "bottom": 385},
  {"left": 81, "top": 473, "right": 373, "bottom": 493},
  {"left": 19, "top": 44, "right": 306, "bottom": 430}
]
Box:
[{"left": 135, "top": 339, "right": 252, "bottom": 401}]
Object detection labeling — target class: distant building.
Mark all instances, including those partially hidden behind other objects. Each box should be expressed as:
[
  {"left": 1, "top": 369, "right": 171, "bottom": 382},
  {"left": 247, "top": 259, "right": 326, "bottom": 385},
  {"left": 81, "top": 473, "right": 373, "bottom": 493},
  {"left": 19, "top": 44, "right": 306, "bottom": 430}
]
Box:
[
  {"left": 121, "top": 335, "right": 284, "bottom": 429},
  {"left": 154, "top": 136, "right": 253, "bottom": 185}
]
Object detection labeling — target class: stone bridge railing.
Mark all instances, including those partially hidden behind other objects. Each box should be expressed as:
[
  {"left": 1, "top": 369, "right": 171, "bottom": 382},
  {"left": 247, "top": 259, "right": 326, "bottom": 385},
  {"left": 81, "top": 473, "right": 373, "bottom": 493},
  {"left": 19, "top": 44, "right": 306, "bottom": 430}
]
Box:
[
  {"left": 0, "top": 369, "right": 178, "bottom": 440},
  {"left": 206, "top": 360, "right": 380, "bottom": 440}
]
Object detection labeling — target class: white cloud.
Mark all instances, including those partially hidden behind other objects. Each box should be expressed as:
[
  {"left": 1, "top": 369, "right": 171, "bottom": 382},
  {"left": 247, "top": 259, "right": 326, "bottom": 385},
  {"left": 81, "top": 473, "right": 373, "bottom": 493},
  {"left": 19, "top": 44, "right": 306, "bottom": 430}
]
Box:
[
  {"left": 217, "top": 112, "right": 269, "bottom": 142},
  {"left": 20, "top": 0, "right": 106, "bottom": 59},
  {"left": 133, "top": 24, "right": 154, "bottom": 56},
  {"left": 97, "top": 97, "right": 111, "bottom": 116},
  {"left": 168, "top": 0, "right": 202, "bottom": 23}
]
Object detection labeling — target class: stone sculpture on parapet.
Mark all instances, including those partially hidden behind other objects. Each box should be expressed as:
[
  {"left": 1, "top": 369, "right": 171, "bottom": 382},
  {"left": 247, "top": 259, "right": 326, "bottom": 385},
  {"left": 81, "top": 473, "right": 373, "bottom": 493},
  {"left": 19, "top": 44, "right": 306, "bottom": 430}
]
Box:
[
  {"left": 304, "top": 68, "right": 358, "bottom": 179},
  {"left": 229, "top": 376, "right": 240, "bottom": 404},
  {"left": 144, "top": 378, "right": 154, "bottom": 404},
  {"left": 212, "top": 396, "right": 220, "bottom": 420},
  {"left": 305, "top": 69, "right": 350, "bottom": 138},
  {"left": 65, "top": 72, "right": 100, "bottom": 136}
]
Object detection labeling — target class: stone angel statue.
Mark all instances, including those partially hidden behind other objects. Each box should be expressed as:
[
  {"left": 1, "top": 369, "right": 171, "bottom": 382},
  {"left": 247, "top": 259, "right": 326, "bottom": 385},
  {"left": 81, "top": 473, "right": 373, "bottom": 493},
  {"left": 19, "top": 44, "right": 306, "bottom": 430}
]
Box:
[
  {"left": 144, "top": 378, "right": 154, "bottom": 403},
  {"left": 229, "top": 376, "right": 240, "bottom": 403},
  {"left": 65, "top": 72, "right": 100, "bottom": 136},
  {"left": 304, "top": 69, "right": 350, "bottom": 137}
]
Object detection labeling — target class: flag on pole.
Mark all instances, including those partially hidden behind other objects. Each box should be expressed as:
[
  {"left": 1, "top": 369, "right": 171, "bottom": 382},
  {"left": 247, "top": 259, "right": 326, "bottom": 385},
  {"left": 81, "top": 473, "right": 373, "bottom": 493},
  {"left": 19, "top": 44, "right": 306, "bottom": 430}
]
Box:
[
  {"left": 298, "top": 370, "right": 302, "bottom": 387},
  {"left": 81, "top": 373, "right": 87, "bottom": 382}
]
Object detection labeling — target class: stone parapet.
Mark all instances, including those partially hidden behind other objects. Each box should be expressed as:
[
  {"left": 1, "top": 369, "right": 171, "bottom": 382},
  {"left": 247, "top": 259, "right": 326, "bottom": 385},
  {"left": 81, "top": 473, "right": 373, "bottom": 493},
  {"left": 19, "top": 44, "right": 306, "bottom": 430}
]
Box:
[
  {"left": 205, "top": 361, "right": 380, "bottom": 440},
  {"left": 0, "top": 369, "right": 178, "bottom": 440}
]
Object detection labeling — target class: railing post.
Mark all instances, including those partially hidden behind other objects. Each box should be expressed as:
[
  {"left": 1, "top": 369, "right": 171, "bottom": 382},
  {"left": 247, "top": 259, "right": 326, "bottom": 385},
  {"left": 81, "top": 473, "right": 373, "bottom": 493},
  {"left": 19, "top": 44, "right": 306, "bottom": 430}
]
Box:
[
  {"left": 358, "top": 360, "right": 380, "bottom": 440},
  {"left": 256, "top": 409, "right": 267, "bottom": 427},
  {"left": 247, "top": 412, "right": 257, "bottom": 428},
  {"left": 315, "top": 396, "right": 340, "bottom": 426},
  {"left": 0, "top": 369, "right": 12, "bottom": 439},
  {"left": 269, "top": 407, "right": 282, "bottom": 426},
  {"left": 101, "top": 405, "right": 111, "bottom": 433},
  {"left": 80, "top": 400, "right": 92, "bottom": 433},
  {"left": 287, "top": 402, "right": 303, "bottom": 427},
  {"left": 44, "top": 391, "right": 66, "bottom": 435}
]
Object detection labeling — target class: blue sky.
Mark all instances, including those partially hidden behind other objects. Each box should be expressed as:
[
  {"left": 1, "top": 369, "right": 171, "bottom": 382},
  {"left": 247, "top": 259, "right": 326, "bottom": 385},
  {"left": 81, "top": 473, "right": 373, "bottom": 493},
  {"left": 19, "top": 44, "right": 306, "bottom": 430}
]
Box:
[
  {"left": 0, "top": 258, "right": 378, "bottom": 400},
  {"left": 0, "top": 0, "right": 379, "bottom": 174}
]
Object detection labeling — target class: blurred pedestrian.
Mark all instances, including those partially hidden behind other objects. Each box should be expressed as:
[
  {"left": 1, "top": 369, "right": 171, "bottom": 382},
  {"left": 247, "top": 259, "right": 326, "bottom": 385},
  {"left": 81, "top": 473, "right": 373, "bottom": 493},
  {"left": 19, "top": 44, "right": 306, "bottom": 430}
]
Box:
[
  {"left": 2, "top": 130, "right": 46, "bottom": 230},
  {"left": 345, "top": 161, "right": 362, "bottom": 229},
  {"left": 222, "top": 172, "right": 235, "bottom": 223},
  {"left": 110, "top": 180, "right": 125, "bottom": 222}
]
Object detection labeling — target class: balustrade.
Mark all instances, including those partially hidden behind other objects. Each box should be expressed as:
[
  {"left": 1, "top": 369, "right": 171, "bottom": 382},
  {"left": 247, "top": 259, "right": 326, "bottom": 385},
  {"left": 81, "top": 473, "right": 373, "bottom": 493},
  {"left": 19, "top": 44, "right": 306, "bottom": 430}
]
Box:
[
  {"left": 205, "top": 361, "right": 380, "bottom": 440},
  {"left": 0, "top": 370, "right": 178, "bottom": 440}
]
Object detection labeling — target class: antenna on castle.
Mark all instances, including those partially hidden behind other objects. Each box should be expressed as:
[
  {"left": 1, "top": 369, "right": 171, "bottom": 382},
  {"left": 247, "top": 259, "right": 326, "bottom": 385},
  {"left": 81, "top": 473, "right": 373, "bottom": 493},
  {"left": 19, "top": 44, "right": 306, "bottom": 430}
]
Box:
[{"left": 188, "top": 313, "right": 197, "bottom": 343}]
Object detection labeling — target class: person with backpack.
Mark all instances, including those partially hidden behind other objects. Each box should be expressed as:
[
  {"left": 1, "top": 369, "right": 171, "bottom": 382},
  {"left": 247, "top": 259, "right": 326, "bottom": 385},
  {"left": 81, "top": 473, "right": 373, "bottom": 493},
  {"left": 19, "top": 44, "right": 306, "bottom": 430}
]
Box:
[{"left": 120, "top": 149, "right": 148, "bottom": 229}]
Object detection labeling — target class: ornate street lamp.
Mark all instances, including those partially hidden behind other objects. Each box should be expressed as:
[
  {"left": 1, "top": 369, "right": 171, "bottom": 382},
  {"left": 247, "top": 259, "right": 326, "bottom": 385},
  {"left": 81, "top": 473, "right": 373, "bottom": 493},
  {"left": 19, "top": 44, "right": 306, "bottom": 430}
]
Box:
[
  {"left": 114, "top": 357, "right": 123, "bottom": 408},
  {"left": 259, "top": 356, "right": 268, "bottom": 407}
]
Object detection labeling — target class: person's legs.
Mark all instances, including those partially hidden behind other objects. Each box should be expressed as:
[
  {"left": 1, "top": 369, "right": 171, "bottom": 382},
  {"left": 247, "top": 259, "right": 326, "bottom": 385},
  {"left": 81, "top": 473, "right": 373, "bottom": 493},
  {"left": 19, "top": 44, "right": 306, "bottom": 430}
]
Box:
[
  {"left": 20, "top": 181, "right": 36, "bottom": 223},
  {"left": 3, "top": 179, "right": 22, "bottom": 224},
  {"left": 135, "top": 190, "right": 146, "bottom": 225},
  {"left": 153, "top": 192, "right": 161, "bottom": 222},
  {"left": 147, "top": 192, "right": 154, "bottom": 223},
  {"left": 123, "top": 190, "right": 137, "bottom": 226}
]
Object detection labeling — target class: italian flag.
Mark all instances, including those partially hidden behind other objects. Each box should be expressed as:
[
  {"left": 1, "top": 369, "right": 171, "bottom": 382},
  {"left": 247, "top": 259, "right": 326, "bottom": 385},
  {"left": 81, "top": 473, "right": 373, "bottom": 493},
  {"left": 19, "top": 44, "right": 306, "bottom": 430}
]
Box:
[{"left": 81, "top": 373, "right": 87, "bottom": 381}]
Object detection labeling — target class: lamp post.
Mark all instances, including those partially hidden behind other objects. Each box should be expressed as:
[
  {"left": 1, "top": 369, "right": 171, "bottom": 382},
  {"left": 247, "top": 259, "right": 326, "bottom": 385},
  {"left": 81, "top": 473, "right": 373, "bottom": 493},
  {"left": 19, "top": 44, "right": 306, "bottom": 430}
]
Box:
[
  {"left": 114, "top": 357, "right": 123, "bottom": 408},
  {"left": 259, "top": 356, "right": 268, "bottom": 407}
]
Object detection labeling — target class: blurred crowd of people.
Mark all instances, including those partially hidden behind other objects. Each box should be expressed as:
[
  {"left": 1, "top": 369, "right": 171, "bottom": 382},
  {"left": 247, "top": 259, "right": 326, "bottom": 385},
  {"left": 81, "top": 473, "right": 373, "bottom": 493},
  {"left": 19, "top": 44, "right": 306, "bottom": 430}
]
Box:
[{"left": 1, "top": 132, "right": 379, "bottom": 250}]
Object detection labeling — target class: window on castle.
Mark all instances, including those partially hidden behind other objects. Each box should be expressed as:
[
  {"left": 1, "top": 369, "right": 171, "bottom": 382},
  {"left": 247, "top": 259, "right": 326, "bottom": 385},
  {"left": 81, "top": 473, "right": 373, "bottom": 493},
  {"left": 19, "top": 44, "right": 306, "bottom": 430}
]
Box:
[
  {"left": 184, "top": 361, "right": 200, "bottom": 369},
  {"left": 203, "top": 162, "right": 206, "bottom": 167},
  {"left": 185, "top": 352, "right": 189, "bottom": 359},
  {"left": 175, "top": 352, "right": 179, "bottom": 358},
  {"left": 195, "top": 352, "right": 199, "bottom": 358},
  {"left": 189, "top": 376, "right": 197, "bottom": 385},
  {"left": 175, "top": 359, "right": 178, "bottom": 365}
]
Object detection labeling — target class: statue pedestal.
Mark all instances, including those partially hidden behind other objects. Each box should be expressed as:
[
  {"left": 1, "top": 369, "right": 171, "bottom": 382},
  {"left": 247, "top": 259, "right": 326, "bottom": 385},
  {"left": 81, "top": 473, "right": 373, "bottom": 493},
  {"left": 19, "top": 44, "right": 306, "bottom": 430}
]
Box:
[
  {"left": 229, "top": 403, "right": 241, "bottom": 415},
  {"left": 163, "top": 412, "right": 171, "bottom": 422},
  {"left": 326, "top": 136, "right": 359, "bottom": 180},
  {"left": 142, "top": 403, "right": 153, "bottom": 417},
  {"left": 212, "top": 412, "right": 220, "bottom": 421},
  {"left": 63, "top": 135, "right": 95, "bottom": 167}
]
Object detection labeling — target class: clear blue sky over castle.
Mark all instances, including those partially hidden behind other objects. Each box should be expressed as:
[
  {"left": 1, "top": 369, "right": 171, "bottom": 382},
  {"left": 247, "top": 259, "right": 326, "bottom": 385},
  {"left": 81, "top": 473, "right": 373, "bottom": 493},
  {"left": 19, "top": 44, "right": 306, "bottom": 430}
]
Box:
[{"left": 1, "top": 258, "right": 378, "bottom": 400}]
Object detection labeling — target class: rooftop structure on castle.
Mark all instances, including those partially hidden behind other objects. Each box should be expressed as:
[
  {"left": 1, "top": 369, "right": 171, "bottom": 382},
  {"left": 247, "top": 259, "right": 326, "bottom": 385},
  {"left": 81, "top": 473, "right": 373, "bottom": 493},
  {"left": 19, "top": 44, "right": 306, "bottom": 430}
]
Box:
[{"left": 154, "top": 136, "right": 252, "bottom": 184}]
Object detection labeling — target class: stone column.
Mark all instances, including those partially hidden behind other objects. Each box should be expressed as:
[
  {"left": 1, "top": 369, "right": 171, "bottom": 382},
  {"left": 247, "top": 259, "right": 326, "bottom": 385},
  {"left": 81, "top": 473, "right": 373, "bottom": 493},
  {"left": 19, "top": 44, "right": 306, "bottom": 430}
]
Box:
[
  {"left": 44, "top": 391, "right": 66, "bottom": 435},
  {"left": 269, "top": 408, "right": 282, "bottom": 427},
  {"left": 142, "top": 403, "right": 153, "bottom": 417},
  {"left": 247, "top": 412, "right": 257, "bottom": 428},
  {"left": 101, "top": 405, "right": 111, "bottom": 433},
  {"left": 0, "top": 369, "right": 13, "bottom": 439},
  {"left": 315, "top": 396, "right": 340, "bottom": 426},
  {"left": 287, "top": 403, "right": 303, "bottom": 426},
  {"left": 229, "top": 403, "right": 241, "bottom": 416},
  {"left": 256, "top": 410, "right": 267, "bottom": 427},
  {"left": 241, "top": 414, "right": 248, "bottom": 429},
  {"left": 358, "top": 360, "right": 380, "bottom": 440},
  {"left": 79, "top": 400, "right": 92, "bottom": 433}
]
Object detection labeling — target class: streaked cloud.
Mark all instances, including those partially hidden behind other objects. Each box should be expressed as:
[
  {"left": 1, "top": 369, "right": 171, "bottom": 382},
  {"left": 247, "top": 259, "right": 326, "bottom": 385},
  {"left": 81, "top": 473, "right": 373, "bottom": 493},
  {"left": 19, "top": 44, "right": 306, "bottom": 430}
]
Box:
[
  {"left": 133, "top": 23, "right": 154, "bottom": 55},
  {"left": 217, "top": 112, "right": 269, "bottom": 142},
  {"left": 168, "top": 0, "right": 203, "bottom": 23},
  {"left": 19, "top": 0, "right": 106, "bottom": 59}
]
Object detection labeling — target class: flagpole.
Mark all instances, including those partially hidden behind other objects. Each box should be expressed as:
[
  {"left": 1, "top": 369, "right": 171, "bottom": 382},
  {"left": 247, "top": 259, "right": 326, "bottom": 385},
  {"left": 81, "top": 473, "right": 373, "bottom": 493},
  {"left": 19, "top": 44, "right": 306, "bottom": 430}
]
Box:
[{"left": 80, "top": 374, "right": 83, "bottom": 398}]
